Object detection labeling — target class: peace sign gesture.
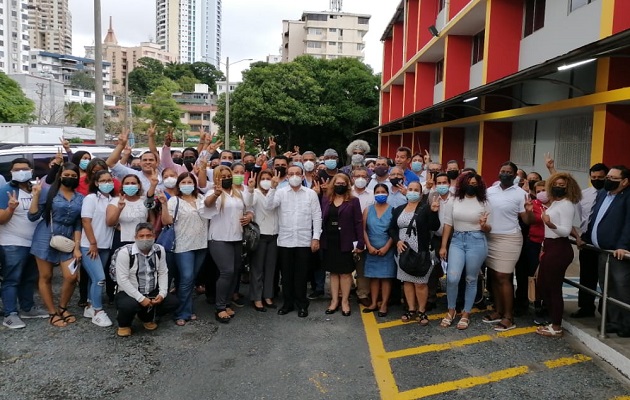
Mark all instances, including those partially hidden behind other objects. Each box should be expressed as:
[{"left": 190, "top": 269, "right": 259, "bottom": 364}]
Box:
[
  {"left": 54, "top": 147, "right": 63, "bottom": 165},
  {"left": 271, "top": 170, "right": 281, "bottom": 189},
  {"left": 479, "top": 211, "right": 489, "bottom": 229},
  {"left": 59, "top": 137, "right": 71, "bottom": 153},
  {"left": 208, "top": 139, "right": 223, "bottom": 154},
  {"left": 118, "top": 129, "right": 129, "bottom": 145},
  {"left": 248, "top": 172, "right": 257, "bottom": 190},
  {"left": 7, "top": 191, "right": 19, "bottom": 210},
  {"left": 164, "top": 130, "right": 174, "bottom": 147},
  {"left": 423, "top": 149, "right": 431, "bottom": 164},
  {"left": 147, "top": 123, "right": 157, "bottom": 138},
  {"left": 312, "top": 178, "right": 321, "bottom": 195},
  {"left": 268, "top": 136, "right": 277, "bottom": 150},
  {"left": 31, "top": 178, "right": 42, "bottom": 197},
  {"left": 430, "top": 194, "right": 440, "bottom": 212},
  {"left": 524, "top": 194, "right": 533, "bottom": 213},
  {"left": 239, "top": 135, "right": 246, "bottom": 148}
]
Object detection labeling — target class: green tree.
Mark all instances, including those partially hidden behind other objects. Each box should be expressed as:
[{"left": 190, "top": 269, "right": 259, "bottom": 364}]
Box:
[
  {"left": 145, "top": 85, "right": 184, "bottom": 133},
  {"left": 128, "top": 57, "right": 169, "bottom": 98},
  {"left": 0, "top": 72, "right": 35, "bottom": 123},
  {"left": 65, "top": 102, "right": 95, "bottom": 128},
  {"left": 69, "top": 71, "right": 96, "bottom": 91},
  {"left": 189, "top": 62, "right": 225, "bottom": 90}
]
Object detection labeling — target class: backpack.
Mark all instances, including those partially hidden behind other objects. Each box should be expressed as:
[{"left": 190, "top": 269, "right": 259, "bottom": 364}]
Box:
[{"left": 109, "top": 244, "right": 163, "bottom": 282}]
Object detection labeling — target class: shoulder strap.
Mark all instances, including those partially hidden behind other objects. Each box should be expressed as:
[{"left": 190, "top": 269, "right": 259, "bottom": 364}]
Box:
[
  {"left": 173, "top": 197, "right": 180, "bottom": 222},
  {"left": 405, "top": 202, "right": 422, "bottom": 237}
]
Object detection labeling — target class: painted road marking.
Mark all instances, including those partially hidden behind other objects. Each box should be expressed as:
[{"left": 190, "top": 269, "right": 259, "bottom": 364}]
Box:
[{"left": 376, "top": 307, "right": 488, "bottom": 330}]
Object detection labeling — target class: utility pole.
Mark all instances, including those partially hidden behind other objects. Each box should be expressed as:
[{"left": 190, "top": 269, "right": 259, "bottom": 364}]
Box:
[
  {"left": 35, "top": 83, "right": 46, "bottom": 124},
  {"left": 94, "top": 0, "right": 105, "bottom": 144},
  {"left": 225, "top": 56, "right": 230, "bottom": 148}
]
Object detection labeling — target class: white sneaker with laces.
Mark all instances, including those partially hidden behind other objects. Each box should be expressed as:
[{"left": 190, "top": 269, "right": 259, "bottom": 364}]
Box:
[
  {"left": 83, "top": 305, "right": 95, "bottom": 318},
  {"left": 3, "top": 313, "right": 26, "bottom": 329},
  {"left": 20, "top": 306, "right": 49, "bottom": 319},
  {"left": 92, "top": 311, "right": 112, "bottom": 327}
]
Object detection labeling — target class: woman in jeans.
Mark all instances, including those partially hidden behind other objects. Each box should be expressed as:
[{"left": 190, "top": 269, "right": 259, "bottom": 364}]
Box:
[
  {"left": 29, "top": 163, "right": 84, "bottom": 327},
  {"left": 536, "top": 173, "right": 581, "bottom": 337},
  {"left": 159, "top": 172, "right": 208, "bottom": 326},
  {"left": 439, "top": 172, "right": 491, "bottom": 330},
  {"left": 79, "top": 170, "right": 116, "bottom": 327},
  {"left": 202, "top": 166, "right": 253, "bottom": 323},
  {"left": 246, "top": 170, "right": 279, "bottom": 310}
]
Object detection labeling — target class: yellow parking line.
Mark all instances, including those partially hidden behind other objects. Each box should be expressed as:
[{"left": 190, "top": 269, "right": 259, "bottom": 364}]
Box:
[
  {"left": 375, "top": 308, "right": 489, "bottom": 330},
  {"left": 395, "top": 354, "right": 592, "bottom": 400},
  {"left": 360, "top": 306, "right": 399, "bottom": 399},
  {"left": 611, "top": 397, "right": 630, "bottom": 400}
]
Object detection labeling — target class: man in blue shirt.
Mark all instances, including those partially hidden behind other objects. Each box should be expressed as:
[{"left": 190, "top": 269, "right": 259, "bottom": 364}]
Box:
[{"left": 395, "top": 146, "right": 419, "bottom": 186}]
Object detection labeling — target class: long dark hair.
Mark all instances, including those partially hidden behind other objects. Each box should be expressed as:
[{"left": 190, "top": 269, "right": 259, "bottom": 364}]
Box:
[
  {"left": 120, "top": 174, "right": 143, "bottom": 196},
  {"left": 71, "top": 150, "right": 90, "bottom": 167},
  {"left": 88, "top": 170, "right": 117, "bottom": 196},
  {"left": 44, "top": 162, "right": 80, "bottom": 223},
  {"left": 176, "top": 172, "right": 199, "bottom": 197},
  {"left": 455, "top": 172, "right": 487, "bottom": 203}
]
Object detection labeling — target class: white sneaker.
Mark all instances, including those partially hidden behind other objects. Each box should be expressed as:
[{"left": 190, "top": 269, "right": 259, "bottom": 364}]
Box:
[
  {"left": 83, "top": 305, "right": 95, "bottom": 319},
  {"left": 92, "top": 311, "right": 112, "bottom": 327},
  {"left": 20, "top": 306, "right": 49, "bottom": 319},
  {"left": 3, "top": 313, "right": 26, "bottom": 329}
]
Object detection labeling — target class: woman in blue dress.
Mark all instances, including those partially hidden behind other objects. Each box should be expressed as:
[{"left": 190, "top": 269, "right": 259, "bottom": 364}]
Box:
[
  {"left": 29, "top": 163, "right": 84, "bottom": 327},
  {"left": 362, "top": 183, "right": 396, "bottom": 317}
]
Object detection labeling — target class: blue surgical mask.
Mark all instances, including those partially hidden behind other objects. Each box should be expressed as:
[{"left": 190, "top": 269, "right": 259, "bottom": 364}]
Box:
[
  {"left": 411, "top": 161, "right": 423, "bottom": 172},
  {"left": 374, "top": 194, "right": 388, "bottom": 204},
  {"left": 406, "top": 191, "right": 421, "bottom": 202},
  {"left": 220, "top": 160, "right": 233, "bottom": 167},
  {"left": 122, "top": 185, "right": 139, "bottom": 196},
  {"left": 436, "top": 184, "right": 450, "bottom": 196},
  {"left": 99, "top": 182, "right": 114, "bottom": 194},
  {"left": 324, "top": 159, "right": 337, "bottom": 170},
  {"left": 179, "top": 184, "right": 195, "bottom": 195},
  {"left": 79, "top": 159, "right": 90, "bottom": 170}
]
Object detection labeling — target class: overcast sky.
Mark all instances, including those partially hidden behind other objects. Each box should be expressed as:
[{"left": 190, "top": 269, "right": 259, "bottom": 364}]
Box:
[{"left": 69, "top": 0, "right": 399, "bottom": 80}]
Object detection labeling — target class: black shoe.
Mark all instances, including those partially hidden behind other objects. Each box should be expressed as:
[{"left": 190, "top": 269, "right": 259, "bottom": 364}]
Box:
[
  {"left": 570, "top": 308, "right": 595, "bottom": 318},
  {"left": 252, "top": 302, "right": 267, "bottom": 312},
  {"left": 358, "top": 297, "right": 371, "bottom": 307},
  {"left": 342, "top": 310, "right": 351, "bottom": 317},
  {"left": 277, "top": 307, "right": 294, "bottom": 315},
  {"left": 377, "top": 311, "right": 388, "bottom": 317},
  {"left": 298, "top": 308, "right": 309, "bottom": 318},
  {"left": 215, "top": 310, "right": 231, "bottom": 324},
  {"left": 231, "top": 294, "right": 245, "bottom": 308},
  {"left": 362, "top": 307, "right": 377, "bottom": 313},
  {"left": 325, "top": 306, "right": 339, "bottom": 315},
  {"left": 307, "top": 291, "right": 324, "bottom": 300}
]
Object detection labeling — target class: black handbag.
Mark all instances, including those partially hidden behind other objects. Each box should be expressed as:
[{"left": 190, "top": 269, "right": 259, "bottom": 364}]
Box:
[{"left": 398, "top": 205, "right": 432, "bottom": 277}]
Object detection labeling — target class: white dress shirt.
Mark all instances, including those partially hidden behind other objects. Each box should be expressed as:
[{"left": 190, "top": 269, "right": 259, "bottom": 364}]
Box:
[
  {"left": 250, "top": 189, "right": 279, "bottom": 235},
  {"left": 202, "top": 190, "right": 251, "bottom": 242},
  {"left": 264, "top": 186, "right": 322, "bottom": 248},
  {"left": 578, "top": 186, "right": 598, "bottom": 233},
  {"left": 486, "top": 184, "right": 526, "bottom": 234},
  {"left": 352, "top": 187, "right": 374, "bottom": 213}
]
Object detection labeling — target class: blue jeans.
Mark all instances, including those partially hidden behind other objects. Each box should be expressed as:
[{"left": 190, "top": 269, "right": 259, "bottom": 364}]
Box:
[
  {"left": 0, "top": 245, "right": 38, "bottom": 316},
  {"left": 80, "top": 248, "right": 110, "bottom": 310},
  {"left": 446, "top": 231, "right": 488, "bottom": 312},
  {"left": 175, "top": 249, "right": 206, "bottom": 320}
]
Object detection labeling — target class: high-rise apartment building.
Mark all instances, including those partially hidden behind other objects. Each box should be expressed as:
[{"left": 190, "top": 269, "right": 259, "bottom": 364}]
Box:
[
  {"left": 156, "top": 0, "right": 221, "bottom": 66},
  {"left": 0, "top": 0, "right": 31, "bottom": 74},
  {"left": 27, "top": 0, "right": 72, "bottom": 54},
  {"left": 281, "top": 11, "right": 370, "bottom": 63}
]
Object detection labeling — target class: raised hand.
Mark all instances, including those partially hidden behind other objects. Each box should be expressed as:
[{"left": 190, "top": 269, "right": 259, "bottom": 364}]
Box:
[
  {"left": 431, "top": 195, "right": 440, "bottom": 212},
  {"left": 117, "top": 194, "right": 126, "bottom": 210},
  {"left": 149, "top": 170, "right": 159, "bottom": 188},
  {"left": 424, "top": 149, "right": 431, "bottom": 164},
  {"left": 164, "top": 130, "right": 173, "bottom": 147},
  {"left": 147, "top": 123, "right": 156, "bottom": 138},
  {"left": 283, "top": 151, "right": 293, "bottom": 158},
  {"left": 31, "top": 178, "right": 42, "bottom": 197},
  {"left": 268, "top": 136, "right": 276, "bottom": 150},
  {"left": 320, "top": 177, "right": 330, "bottom": 193},
  {"left": 524, "top": 194, "right": 533, "bottom": 213},
  {"left": 59, "top": 137, "right": 71, "bottom": 152},
  {"left": 293, "top": 145, "right": 300, "bottom": 155},
  {"left": 248, "top": 172, "right": 257, "bottom": 190},
  {"left": 312, "top": 178, "right": 321, "bottom": 195},
  {"left": 118, "top": 129, "right": 129, "bottom": 145},
  {"left": 156, "top": 192, "right": 168, "bottom": 204},
  {"left": 541, "top": 209, "right": 551, "bottom": 225},
  {"left": 544, "top": 152, "right": 555, "bottom": 170},
  {"left": 397, "top": 183, "right": 408, "bottom": 196},
  {"left": 197, "top": 153, "right": 208, "bottom": 170},
  {"left": 122, "top": 144, "right": 132, "bottom": 158},
  {"left": 208, "top": 139, "right": 222, "bottom": 154},
  {"left": 239, "top": 135, "right": 246, "bottom": 148},
  {"left": 271, "top": 170, "right": 281, "bottom": 189},
  {"left": 7, "top": 191, "right": 19, "bottom": 210},
  {"left": 54, "top": 147, "right": 63, "bottom": 165},
  {"left": 425, "top": 173, "right": 434, "bottom": 190}
]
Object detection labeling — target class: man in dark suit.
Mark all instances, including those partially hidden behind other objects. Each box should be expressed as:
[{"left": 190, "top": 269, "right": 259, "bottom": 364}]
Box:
[{"left": 583, "top": 165, "right": 630, "bottom": 337}]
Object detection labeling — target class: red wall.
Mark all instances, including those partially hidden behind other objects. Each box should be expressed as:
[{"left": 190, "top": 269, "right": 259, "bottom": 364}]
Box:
[
  {"left": 392, "top": 23, "right": 405, "bottom": 75},
  {"left": 381, "top": 91, "right": 391, "bottom": 124},
  {"left": 403, "top": 72, "right": 416, "bottom": 116},
  {"left": 390, "top": 85, "right": 404, "bottom": 120},
  {"left": 418, "top": 0, "right": 438, "bottom": 51},
  {"left": 613, "top": 1, "right": 630, "bottom": 34},
  {"left": 441, "top": 127, "right": 465, "bottom": 166},
  {"left": 405, "top": 0, "right": 420, "bottom": 61},
  {"left": 607, "top": 57, "right": 630, "bottom": 91},
  {"left": 603, "top": 105, "right": 630, "bottom": 166},
  {"left": 414, "top": 131, "right": 431, "bottom": 155},
  {"left": 444, "top": 35, "right": 472, "bottom": 99},
  {"left": 386, "top": 135, "right": 403, "bottom": 159},
  {"left": 414, "top": 62, "right": 434, "bottom": 111},
  {"left": 449, "top": 0, "right": 471, "bottom": 16},
  {"left": 480, "top": 122, "right": 512, "bottom": 182},
  {"left": 383, "top": 39, "right": 393, "bottom": 82},
  {"left": 402, "top": 132, "right": 414, "bottom": 150},
  {"left": 485, "top": 0, "right": 522, "bottom": 83}
]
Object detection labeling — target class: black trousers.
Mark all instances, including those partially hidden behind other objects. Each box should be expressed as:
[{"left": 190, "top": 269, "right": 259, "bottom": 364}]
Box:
[
  {"left": 279, "top": 247, "right": 310, "bottom": 310},
  {"left": 577, "top": 248, "right": 599, "bottom": 312},
  {"left": 514, "top": 237, "right": 530, "bottom": 308},
  {"left": 115, "top": 290, "right": 179, "bottom": 328}
]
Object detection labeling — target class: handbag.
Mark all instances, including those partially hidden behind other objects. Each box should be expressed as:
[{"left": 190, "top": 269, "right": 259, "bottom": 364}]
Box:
[
  {"left": 397, "top": 205, "right": 432, "bottom": 277},
  {"left": 156, "top": 198, "right": 179, "bottom": 252},
  {"left": 49, "top": 221, "right": 76, "bottom": 253},
  {"left": 242, "top": 221, "right": 261, "bottom": 253}
]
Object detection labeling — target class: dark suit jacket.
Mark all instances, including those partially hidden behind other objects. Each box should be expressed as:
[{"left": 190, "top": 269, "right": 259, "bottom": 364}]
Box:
[
  {"left": 583, "top": 188, "right": 630, "bottom": 251},
  {"left": 388, "top": 202, "right": 440, "bottom": 252},
  {"left": 320, "top": 196, "right": 365, "bottom": 252}
]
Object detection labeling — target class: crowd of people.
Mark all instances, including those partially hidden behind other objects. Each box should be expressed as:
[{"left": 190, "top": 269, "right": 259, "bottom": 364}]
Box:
[{"left": 1, "top": 130, "right": 629, "bottom": 340}]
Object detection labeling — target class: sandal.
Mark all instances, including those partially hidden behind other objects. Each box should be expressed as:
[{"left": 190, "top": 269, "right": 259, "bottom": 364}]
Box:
[
  {"left": 190, "top": 314, "right": 198, "bottom": 321},
  {"left": 457, "top": 317, "right": 470, "bottom": 330},
  {"left": 494, "top": 319, "right": 516, "bottom": 332},
  {"left": 401, "top": 310, "right": 417, "bottom": 323},
  {"left": 175, "top": 319, "right": 187, "bottom": 326},
  {"left": 215, "top": 310, "right": 231, "bottom": 324},
  {"left": 536, "top": 324, "right": 563, "bottom": 337},
  {"left": 418, "top": 312, "right": 429, "bottom": 326},
  {"left": 482, "top": 313, "right": 502, "bottom": 324},
  {"left": 225, "top": 307, "right": 235, "bottom": 318},
  {"left": 49, "top": 313, "right": 67, "bottom": 327},
  {"left": 440, "top": 310, "right": 456, "bottom": 328},
  {"left": 58, "top": 307, "right": 76, "bottom": 323}
]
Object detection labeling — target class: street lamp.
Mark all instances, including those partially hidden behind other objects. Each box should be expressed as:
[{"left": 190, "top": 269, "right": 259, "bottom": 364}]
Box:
[{"left": 223, "top": 57, "right": 253, "bottom": 148}]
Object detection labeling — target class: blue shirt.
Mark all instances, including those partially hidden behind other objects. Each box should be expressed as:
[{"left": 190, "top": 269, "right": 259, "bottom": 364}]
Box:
[
  {"left": 591, "top": 193, "right": 616, "bottom": 249},
  {"left": 404, "top": 169, "right": 420, "bottom": 186},
  {"left": 387, "top": 190, "right": 407, "bottom": 208}
]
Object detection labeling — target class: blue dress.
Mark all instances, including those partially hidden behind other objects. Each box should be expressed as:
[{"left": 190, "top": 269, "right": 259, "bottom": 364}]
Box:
[
  {"left": 364, "top": 205, "right": 396, "bottom": 279},
  {"left": 30, "top": 189, "right": 84, "bottom": 263}
]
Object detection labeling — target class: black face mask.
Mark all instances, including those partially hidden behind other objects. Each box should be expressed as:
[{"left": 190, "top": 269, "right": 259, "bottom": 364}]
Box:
[
  {"left": 172, "top": 157, "right": 184, "bottom": 165},
  {"left": 131, "top": 166, "right": 142, "bottom": 171},
  {"left": 389, "top": 177, "right": 402, "bottom": 187},
  {"left": 604, "top": 179, "right": 620, "bottom": 192},
  {"left": 591, "top": 179, "right": 605, "bottom": 190},
  {"left": 551, "top": 187, "right": 566, "bottom": 198},
  {"left": 60, "top": 177, "right": 79, "bottom": 189},
  {"left": 528, "top": 180, "right": 539, "bottom": 191},
  {"left": 245, "top": 162, "right": 255, "bottom": 172},
  {"left": 446, "top": 170, "right": 459, "bottom": 180},
  {"left": 374, "top": 166, "right": 388, "bottom": 177},
  {"left": 221, "top": 178, "right": 233, "bottom": 189},
  {"left": 499, "top": 173, "right": 515, "bottom": 187},
  {"left": 334, "top": 185, "right": 348, "bottom": 195},
  {"left": 183, "top": 157, "right": 196, "bottom": 172},
  {"left": 465, "top": 185, "right": 477, "bottom": 197},
  {"left": 275, "top": 166, "right": 287, "bottom": 177}
]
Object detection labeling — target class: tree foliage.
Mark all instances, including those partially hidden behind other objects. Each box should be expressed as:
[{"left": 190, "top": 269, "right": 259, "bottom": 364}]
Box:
[
  {"left": 0, "top": 72, "right": 35, "bottom": 123},
  {"left": 145, "top": 85, "right": 184, "bottom": 133},
  {"left": 65, "top": 102, "right": 95, "bottom": 128},
  {"left": 69, "top": 71, "right": 96, "bottom": 91},
  {"left": 214, "top": 56, "right": 380, "bottom": 154}
]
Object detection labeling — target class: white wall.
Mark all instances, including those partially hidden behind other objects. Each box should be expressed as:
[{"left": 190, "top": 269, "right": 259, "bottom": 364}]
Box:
[
  {"left": 433, "top": 82, "right": 444, "bottom": 104},
  {"left": 469, "top": 61, "right": 483, "bottom": 90}
]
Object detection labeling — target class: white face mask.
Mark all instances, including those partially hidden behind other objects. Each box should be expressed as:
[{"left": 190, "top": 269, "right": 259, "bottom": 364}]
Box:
[
  {"left": 303, "top": 161, "right": 315, "bottom": 172},
  {"left": 259, "top": 180, "right": 272, "bottom": 190},
  {"left": 354, "top": 177, "right": 367, "bottom": 189},
  {"left": 351, "top": 154, "right": 364, "bottom": 165},
  {"left": 163, "top": 177, "right": 177, "bottom": 189},
  {"left": 288, "top": 175, "right": 303, "bottom": 187}
]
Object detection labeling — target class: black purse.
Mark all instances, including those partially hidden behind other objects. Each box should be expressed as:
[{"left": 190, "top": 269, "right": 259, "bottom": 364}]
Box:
[{"left": 398, "top": 205, "right": 432, "bottom": 277}]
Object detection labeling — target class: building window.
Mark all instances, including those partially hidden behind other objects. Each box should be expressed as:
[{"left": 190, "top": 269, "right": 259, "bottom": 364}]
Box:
[
  {"left": 438, "top": 0, "right": 446, "bottom": 12},
  {"left": 357, "top": 43, "right": 365, "bottom": 51},
  {"left": 84, "top": 92, "right": 92, "bottom": 98},
  {"left": 569, "top": 0, "right": 593, "bottom": 12},
  {"left": 306, "top": 13, "right": 327, "bottom": 21},
  {"left": 510, "top": 120, "right": 536, "bottom": 166},
  {"left": 71, "top": 90, "right": 79, "bottom": 96},
  {"left": 435, "top": 59, "right": 444, "bottom": 84},
  {"left": 524, "top": 0, "right": 546, "bottom": 37},
  {"left": 358, "top": 17, "right": 369, "bottom": 24},
  {"left": 307, "top": 28, "right": 323, "bottom": 35},
  {"left": 328, "top": 41, "right": 336, "bottom": 45},
  {"left": 329, "top": 28, "right": 336, "bottom": 32},
  {"left": 555, "top": 114, "right": 592, "bottom": 171},
  {"left": 307, "top": 41, "right": 322, "bottom": 49},
  {"left": 471, "top": 30, "right": 485, "bottom": 65}
]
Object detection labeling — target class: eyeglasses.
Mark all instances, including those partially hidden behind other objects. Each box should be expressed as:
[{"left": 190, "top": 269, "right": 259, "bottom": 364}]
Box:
[{"left": 98, "top": 179, "right": 114, "bottom": 184}]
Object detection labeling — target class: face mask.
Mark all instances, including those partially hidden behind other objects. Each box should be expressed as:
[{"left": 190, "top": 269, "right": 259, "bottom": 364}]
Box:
[
  {"left": 288, "top": 175, "right": 303, "bottom": 187},
  {"left": 354, "top": 177, "right": 367, "bottom": 189},
  {"left": 334, "top": 185, "right": 348, "bottom": 195},
  {"left": 275, "top": 166, "right": 287, "bottom": 177},
  {"left": 465, "top": 185, "right": 478, "bottom": 197},
  {"left": 389, "top": 177, "right": 402, "bottom": 187},
  {"left": 436, "top": 184, "right": 450, "bottom": 196},
  {"left": 374, "top": 194, "right": 388, "bottom": 204},
  {"left": 551, "top": 186, "right": 566, "bottom": 198},
  {"left": 122, "top": 185, "right": 139, "bottom": 196},
  {"left": 98, "top": 182, "right": 114, "bottom": 194},
  {"left": 406, "top": 191, "right": 421, "bottom": 202},
  {"left": 259, "top": 180, "right": 272, "bottom": 190},
  {"left": 374, "top": 166, "right": 388, "bottom": 177},
  {"left": 61, "top": 177, "right": 79, "bottom": 189},
  {"left": 163, "top": 177, "right": 177, "bottom": 189},
  {"left": 183, "top": 156, "right": 196, "bottom": 165},
  {"left": 324, "top": 159, "right": 338, "bottom": 170},
  {"left": 411, "top": 161, "right": 423, "bottom": 172},
  {"left": 179, "top": 184, "right": 195, "bottom": 195},
  {"left": 351, "top": 154, "right": 364, "bottom": 165},
  {"left": 220, "top": 160, "right": 233, "bottom": 167},
  {"left": 172, "top": 157, "right": 184, "bottom": 166},
  {"left": 221, "top": 178, "right": 233, "bottom": 189},
  {"left": 528, "top": 180, "right": 538, "bottom": 191},
  {"left": 499, "top": 173, "right": 515, "bottom": 187},
  {"left": 11, "top": 170, "right": 32, "bottom": 183},
  {"left": 604, "top": 179, "right": 620, "bottom": 192},
  {"left": 293, "top": 162, "right": 304, "bottom": 170},
  {"left": 136, "top": 239, "right": 154, "bottom": 252},
  {"left": 303, "top": 161, "right": 315, "bottom": 172},
  {"left": 446, "top": 170, "right": 459, "bottom": 181},
  {"left": 131, "top": 166, "right": 142, "bottom": 171},
  {"left": 232, "top": 174, "right": 244, "bottom": 185},
  {"left": 79, "top": 159, "right": 90, "bottom": 171},
  {"left": 591, "top": 179, "right": 605, "bottom": 190},
  {"left": 244, "top": 162, "right": 255, "bottom": 172},
  {"left": 536, "top": 191, "right": 549, "bottom": 203}
]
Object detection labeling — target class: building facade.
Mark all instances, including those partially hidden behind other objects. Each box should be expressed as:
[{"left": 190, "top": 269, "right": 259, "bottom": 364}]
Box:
[
  {"left": 9, "top": 73, "right": 65, "bottom": 124},
  {"left": 29, "top": 50, "right": 112, "bottom": 93},
  {"left": 281, "top": 11, "right": 370, "bottom": 62},
  {"left": 0, "top": 0, "right": 30, "bottom": 74},
  {"left": 156, "top": 0, "right": 221, "bottom": 65},
  {"left": 215, "top": 80, "right": 238, "bottom": 96},
  {"left": 369, "top": 0, "right": 630, "bottom": 187},
  {"left": 27, "top": 0, "right": 72, "bottom": 54}
]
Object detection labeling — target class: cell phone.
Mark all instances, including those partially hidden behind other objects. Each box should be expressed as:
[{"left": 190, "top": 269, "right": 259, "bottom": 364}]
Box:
[{"left": 212, "top": 136, "right": 218, "bottom": 143}]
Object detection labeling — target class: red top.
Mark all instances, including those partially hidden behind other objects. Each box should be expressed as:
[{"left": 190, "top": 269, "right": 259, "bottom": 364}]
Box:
[
  {"left": 76, "top": 175, "right": 121, "bottom": 196},
  {"left": 528, "top": 199, "right": 547, "bottom": 244}
]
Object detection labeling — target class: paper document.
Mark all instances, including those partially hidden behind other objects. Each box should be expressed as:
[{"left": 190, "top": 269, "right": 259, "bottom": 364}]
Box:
[
  {"left": 67, "top": 258, "right": 78, "bottom": 275},
  {"left": 440, "top": 260, "right": 448, "bottom": 274}
]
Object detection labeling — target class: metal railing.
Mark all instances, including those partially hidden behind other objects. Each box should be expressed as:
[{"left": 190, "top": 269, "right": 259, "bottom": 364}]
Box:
[{"left": 563, "top": 241, "right": 630, "bottom": 339}]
